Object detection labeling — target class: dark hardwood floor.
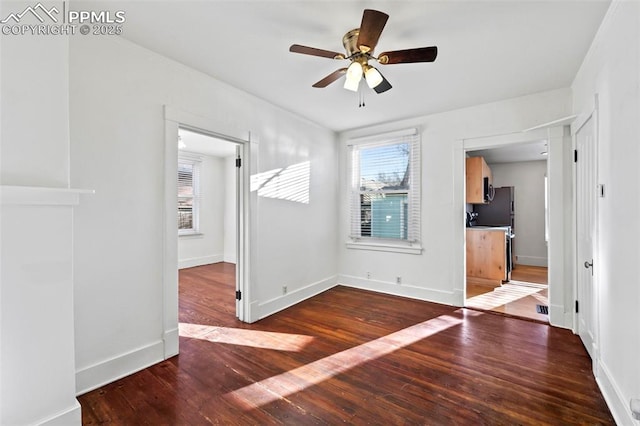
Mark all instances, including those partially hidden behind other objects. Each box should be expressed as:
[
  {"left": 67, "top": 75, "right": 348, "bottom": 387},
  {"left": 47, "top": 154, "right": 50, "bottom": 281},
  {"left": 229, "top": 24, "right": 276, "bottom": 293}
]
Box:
[{"left": 79, "top": 263, "right": 613, "bottom": 425}]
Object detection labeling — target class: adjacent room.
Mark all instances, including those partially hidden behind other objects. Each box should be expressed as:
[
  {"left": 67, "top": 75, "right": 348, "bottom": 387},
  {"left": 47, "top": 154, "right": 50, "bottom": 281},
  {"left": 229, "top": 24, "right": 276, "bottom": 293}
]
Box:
[
  {"left": 465, "top": 142, "right": 550, "bottom": 322},
  {"left": 2, "top": 1, "right": 639, "bottom": 425}
]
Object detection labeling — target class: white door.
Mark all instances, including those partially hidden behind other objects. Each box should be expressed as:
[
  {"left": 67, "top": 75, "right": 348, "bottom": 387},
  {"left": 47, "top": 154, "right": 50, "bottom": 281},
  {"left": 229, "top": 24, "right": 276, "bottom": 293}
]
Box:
[
  {"left": 235, "top": 145, "right": 243, "bottom": 321},
  {"left": 575, "top": 115, "right": 596, "bottom": 359}
]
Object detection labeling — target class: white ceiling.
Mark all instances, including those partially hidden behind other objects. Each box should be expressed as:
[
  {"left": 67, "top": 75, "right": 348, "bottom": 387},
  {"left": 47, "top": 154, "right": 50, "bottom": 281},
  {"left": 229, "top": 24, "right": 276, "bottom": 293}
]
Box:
[
  {"left": 469, "top": 140, "right": 548, "bottom": 164},
  {"left": 179, "top": 128, "right": 237, "bottom": 157},
  {"left": 91, "top": 1, "right": 610, "bottom": 132}
]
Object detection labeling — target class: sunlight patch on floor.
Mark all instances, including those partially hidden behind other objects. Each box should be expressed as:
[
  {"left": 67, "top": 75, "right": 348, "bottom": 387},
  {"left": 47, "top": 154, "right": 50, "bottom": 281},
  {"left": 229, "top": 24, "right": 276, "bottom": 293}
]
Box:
[
  {"left": 224, "top": 314, "right": 463, "bottom": 410},
  {"left": 179, "top": 323, "right": 315, "bottom": 352},
  {"left": 466, "top": 284, "right": 543, "bottom": 311}
]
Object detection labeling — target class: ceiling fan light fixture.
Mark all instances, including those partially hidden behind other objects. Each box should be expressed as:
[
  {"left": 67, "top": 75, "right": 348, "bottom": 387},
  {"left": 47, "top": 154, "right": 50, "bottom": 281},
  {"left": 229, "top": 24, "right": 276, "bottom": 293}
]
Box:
[
  {"left": 364, "top": 66, "right": 383, "bottom": 89},
  {"left": 289, "top": 9, "right": 438, "bottom": 96},
  {"left": 344, "top": 61, "right": 363, "bottom": 92}
]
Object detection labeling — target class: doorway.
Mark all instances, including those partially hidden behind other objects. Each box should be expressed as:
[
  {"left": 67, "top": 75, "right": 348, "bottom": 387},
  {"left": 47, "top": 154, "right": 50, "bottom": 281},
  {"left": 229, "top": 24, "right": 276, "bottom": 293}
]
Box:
[
  {"left": 162, "top": 107, "right": 252, "bottom": 359},
  {"left": 464, "top": 142, "right": 550, "bottom": 322},
  {"left": 176, "top": 127, "right": 240, "bottom": 321}
]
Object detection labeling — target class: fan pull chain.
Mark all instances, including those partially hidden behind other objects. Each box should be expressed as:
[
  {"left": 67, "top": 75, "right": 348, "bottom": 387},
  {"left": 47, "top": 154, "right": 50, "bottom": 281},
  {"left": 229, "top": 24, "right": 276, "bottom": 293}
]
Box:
[{"left": 358, "top": 82, "right": 366, "bottom": 108}]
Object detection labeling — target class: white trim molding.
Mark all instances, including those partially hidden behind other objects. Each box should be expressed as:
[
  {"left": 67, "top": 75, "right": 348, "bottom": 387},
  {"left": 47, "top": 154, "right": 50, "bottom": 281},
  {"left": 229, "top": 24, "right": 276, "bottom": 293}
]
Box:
[
  {"left": 38, "top": 401, "right": 82, "bottom": 426},
  {"left": 338, "top": 274, "right": 458, "bottom": 306},
  {"left": 596, "top": 359, "right": 637, "bottom": 425},
  {"left": 257, "top": 275, "right": 338, "bottom": 320},
  {"left": 163, "top": 328, "right": 179, "bottom": 359},
  {"left": 76, "top": 340, "right": 165, "bottom": 395},
  {"left": 345, "top": 241, "right": 423, "bottom": 255},
  {"left": 1, "top": 185, "right": 94, "bottom": 206},
  {"left": 178, "top": 255, "right": 224, "bottom": 270}
]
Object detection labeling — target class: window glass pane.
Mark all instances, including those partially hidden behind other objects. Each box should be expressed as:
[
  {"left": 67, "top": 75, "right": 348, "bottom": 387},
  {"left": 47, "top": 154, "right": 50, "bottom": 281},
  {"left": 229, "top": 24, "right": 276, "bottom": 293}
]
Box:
[
  {"left": 361, "top": 193, "right": 408, "bottom": 239},
  {"left": 360, "top": 194, "right": 371, "bottom": 237},
  {"left": 178, "top": 160, "right": 196, "bottom": 232},
  {"left": 178, "top": 163, "right": 194, "bottom": 197},
  {"left": 178, "top": 207, "right": 193, "bottom": 230},
  {"left": 349, "top": 131, "right": 420, "bottom": 244},
  {"left": 360, "top": 142, "right": 410, "bottom": 191}
]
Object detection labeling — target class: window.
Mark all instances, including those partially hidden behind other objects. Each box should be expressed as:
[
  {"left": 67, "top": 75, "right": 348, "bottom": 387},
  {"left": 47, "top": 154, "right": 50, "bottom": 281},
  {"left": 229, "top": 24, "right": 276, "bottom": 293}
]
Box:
[
  {"left": 178, "top": 156, "right": 201, "bottom": 235},
  {"left": 349, "top": 129, "right": 421, "bottom": 248}
]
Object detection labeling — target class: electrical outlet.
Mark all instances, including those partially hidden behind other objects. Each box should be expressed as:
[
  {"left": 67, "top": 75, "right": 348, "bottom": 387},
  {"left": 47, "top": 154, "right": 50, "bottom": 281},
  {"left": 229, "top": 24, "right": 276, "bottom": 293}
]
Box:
[
  {"left": 366, "top": 272, "right": 371, "bottom": 279},
  {"left": 282, "top": 285, "right": 288, "bottom": 295},
  {"left": 396, "top": 276, "right": 402, "bottom": 284}
]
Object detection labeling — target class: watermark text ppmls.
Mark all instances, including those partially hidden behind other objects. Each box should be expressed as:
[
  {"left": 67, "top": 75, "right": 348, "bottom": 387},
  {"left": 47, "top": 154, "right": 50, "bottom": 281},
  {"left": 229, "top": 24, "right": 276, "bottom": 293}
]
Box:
[{"left": 1, "top": 1, "right": 126, "bottom": 36}]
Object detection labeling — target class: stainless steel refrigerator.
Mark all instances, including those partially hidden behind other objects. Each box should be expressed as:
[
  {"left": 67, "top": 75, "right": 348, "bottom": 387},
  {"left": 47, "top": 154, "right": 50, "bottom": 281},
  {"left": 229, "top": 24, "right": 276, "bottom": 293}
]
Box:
[
  {"left": 473, "top": 186, "right": 514, "bottom": 229},
  {"left": 473, "top": 186, "right": 515, "bottom": 277}
]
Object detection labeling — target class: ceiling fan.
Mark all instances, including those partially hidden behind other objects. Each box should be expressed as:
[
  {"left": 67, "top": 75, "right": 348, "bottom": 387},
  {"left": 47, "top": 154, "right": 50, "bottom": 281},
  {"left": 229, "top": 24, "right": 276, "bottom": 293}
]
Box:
[{"left": 289, "top": 9, "right": 438, "bottom": 94}]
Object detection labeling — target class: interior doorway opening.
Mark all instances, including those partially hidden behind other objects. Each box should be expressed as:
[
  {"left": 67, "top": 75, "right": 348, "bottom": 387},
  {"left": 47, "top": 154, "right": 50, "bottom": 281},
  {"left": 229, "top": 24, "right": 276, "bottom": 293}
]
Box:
[
  {"left": 464, "top": 140, "right": 550, "bottom": 322},
  {"left": 176, "top": 127, "right": 241, "bottom": 323},
  {"left": 162, "top": 106, "right": 253, "bottom": 359}
]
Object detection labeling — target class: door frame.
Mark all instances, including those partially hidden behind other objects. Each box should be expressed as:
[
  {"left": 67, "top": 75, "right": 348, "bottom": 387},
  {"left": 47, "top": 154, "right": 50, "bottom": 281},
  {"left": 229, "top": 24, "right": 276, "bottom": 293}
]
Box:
[
  {"left": 162, "top": 106, "right": 255, "bottom": 359},
  {"left": 455, "top": 125, "right": 570, "bottom": 327},
  {"left": 571, "top": 95, "right": 600, "bottom": 365}
]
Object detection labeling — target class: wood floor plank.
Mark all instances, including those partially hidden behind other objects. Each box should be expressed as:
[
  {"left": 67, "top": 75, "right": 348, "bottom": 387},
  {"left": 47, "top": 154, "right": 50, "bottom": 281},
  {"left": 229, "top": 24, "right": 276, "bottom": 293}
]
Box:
[
  {"left": 78, "top": 263, "right": 613, "bottom": 425},
  {"left": 467, "top": 265, "right": 549, "bottom": 322}
]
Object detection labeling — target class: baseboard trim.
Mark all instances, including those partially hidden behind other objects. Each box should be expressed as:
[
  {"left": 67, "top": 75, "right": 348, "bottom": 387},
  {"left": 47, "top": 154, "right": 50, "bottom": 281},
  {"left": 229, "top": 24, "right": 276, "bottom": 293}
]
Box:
[
  {"left": 247, "top": 300, "right": 260, "bottom": 323},
  {"left": 163, "top": 327, "right": 179, "bottom": 359},
  {"left": 178, "top": 254, "right": 223, "bottom": 270},
  {"left": 338, "top": 274, "right": 456, "bottom": 306},
  {"left": 548, "top": 303, "right": 571, "bottom": 329},
  {"left": 257, "top": 275, "right": 338, "bottom": 320},
  {"left": 596, "top": 359, "right": 636, "bottom": 425},
  {"left": 452, "top": 288, "right": 465, "bottom": 307},
  {"left": 513, "top": 256, "right": 548, "bottom": 267},
  {"left": 38, "top": 400, "right": 81, "bottom": 425},
  {"left": 76, "top": 340, "right": 164, "bottom": 395}
]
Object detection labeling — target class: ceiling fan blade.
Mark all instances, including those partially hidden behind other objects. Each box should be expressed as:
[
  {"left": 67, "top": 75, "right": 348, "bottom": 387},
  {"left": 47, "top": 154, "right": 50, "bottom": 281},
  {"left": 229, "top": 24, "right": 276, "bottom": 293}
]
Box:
[
  {"left": 312, "top": 68, "right": 348, "bottom": 88},
  {"left": 289, "top": 44, "right": 345, "bottom": 60},
  {"left": 373, "top": 73, "right": 392, "bottom": 94},
  {"left": 378, "top": 46, "right": 438, "bottom": 64},
  {"left": 357, "top": 9, "right": 389, "bottom": 53}
]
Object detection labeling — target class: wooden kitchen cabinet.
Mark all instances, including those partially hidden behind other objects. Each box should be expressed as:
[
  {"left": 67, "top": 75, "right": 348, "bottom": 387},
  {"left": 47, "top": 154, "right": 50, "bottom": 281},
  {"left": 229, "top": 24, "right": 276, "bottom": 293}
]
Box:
[
  {"left": 466, "top": 156, "right": 492, "bottom": 204},
  {"left": 466, "top": 228, "right": 507, "bottom": 284}
]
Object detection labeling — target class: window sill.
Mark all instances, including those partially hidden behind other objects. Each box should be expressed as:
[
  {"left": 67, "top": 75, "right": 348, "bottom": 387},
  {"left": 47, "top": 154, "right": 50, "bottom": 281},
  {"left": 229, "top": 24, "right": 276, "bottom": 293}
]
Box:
[
  {"left": 179, "top": 232, "right": 203, "bottom": 238},
  {"left": 345, "top": 240, "right": 423, "bottom": 255}
]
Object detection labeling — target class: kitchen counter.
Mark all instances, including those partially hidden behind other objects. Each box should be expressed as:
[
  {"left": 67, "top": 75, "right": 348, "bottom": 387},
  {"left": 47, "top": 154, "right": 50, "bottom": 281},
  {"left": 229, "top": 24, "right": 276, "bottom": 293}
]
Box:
[{"left": 466, "top": 227, "right": 511, "bottom": 286}]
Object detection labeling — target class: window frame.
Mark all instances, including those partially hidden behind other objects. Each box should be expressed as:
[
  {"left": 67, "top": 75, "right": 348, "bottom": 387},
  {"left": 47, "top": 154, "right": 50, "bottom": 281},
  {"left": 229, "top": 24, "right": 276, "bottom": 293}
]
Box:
[
  {"left": 347, "top": 129, "right": 422, "bottom": 254},
  {"left": 177, "top": 154, "right": 202, "bottom": 236}
]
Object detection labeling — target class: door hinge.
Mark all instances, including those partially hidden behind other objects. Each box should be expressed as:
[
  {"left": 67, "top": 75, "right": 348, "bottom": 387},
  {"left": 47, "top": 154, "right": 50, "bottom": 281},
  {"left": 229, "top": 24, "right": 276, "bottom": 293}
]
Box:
[
  {"left": 574, "top": 149, "right": 578, "bottom": 163},
  {"left": 235, "top": 157, "right": 242, "bottom": 168},
  {"left": 575, "top": 300, "right": 579, "bottom": 313},
  {"left": 235, "top": 290, "right": 242, "bottom": 300}
]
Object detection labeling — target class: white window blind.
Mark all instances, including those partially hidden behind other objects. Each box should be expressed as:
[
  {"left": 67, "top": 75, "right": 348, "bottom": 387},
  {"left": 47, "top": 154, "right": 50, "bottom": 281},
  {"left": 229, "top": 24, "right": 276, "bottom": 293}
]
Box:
[
  {"left": 178, "top": 155, "right": 202, "bottom": 235},
  {"left": 349, "top": 131, "right": 421, "bottom": 244}
]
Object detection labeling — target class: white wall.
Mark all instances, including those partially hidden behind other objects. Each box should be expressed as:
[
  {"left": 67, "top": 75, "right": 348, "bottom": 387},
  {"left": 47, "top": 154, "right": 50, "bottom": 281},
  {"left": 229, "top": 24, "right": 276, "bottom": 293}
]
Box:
[
  {"left": 490, "top": 160, "right": 548, "bottom": 267},
  {"left": 70, "top": 35, "right": 338, "bottom": 393},
  {"left": 571, "top": 1, "right": 640, "bottom": 423},
  {"left": 224, "top": 155, "right": 237, "bottom": 264},
  {"left": 338, "top": 88, "right": 571, "bottom": 306},
  {"left": 0, "top": 1, "right": 81, "bottom": 422},
  {"left": 178, "top": 154, "right": 226, "bottom": 269}
]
